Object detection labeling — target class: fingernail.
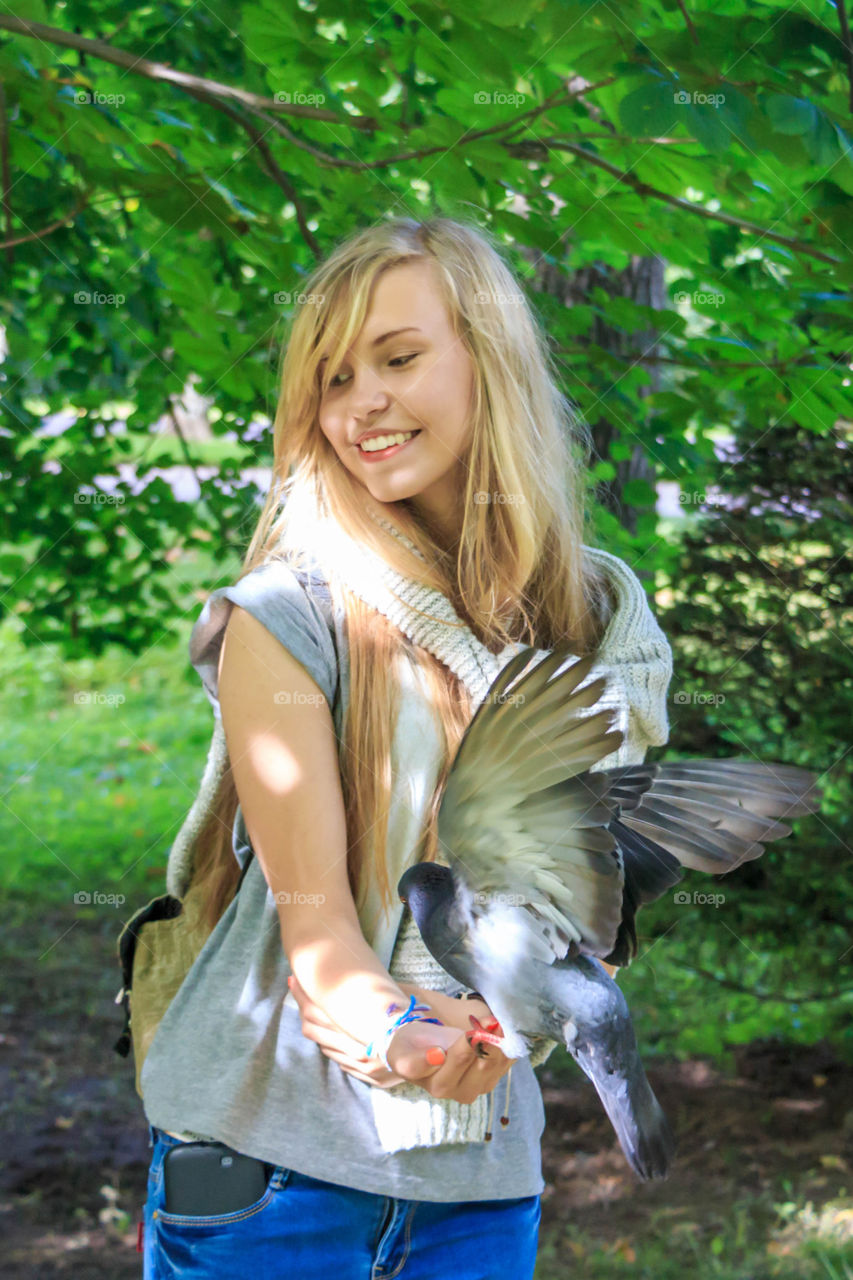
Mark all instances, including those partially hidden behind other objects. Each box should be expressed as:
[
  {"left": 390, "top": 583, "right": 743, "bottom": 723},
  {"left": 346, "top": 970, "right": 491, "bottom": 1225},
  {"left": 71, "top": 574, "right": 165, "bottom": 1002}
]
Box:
[
  {"left": 287, "top": 976, "right": 294, "bottom": 988},
  {"left": 426, "top": 1047, "right": 446, "bottom": 1066}
]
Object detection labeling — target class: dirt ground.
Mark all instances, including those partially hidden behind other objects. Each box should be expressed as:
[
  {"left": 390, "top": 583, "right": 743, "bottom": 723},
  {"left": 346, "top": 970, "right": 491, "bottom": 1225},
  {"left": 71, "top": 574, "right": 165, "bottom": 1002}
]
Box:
[{"left": 1, "top": 905, "right": 852, "bottom": 1278}]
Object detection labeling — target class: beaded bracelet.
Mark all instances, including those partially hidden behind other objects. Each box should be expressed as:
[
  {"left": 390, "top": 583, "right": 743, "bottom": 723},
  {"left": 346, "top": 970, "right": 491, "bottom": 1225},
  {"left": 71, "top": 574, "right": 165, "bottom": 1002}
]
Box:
[{"left": 365, "top": 995, "right": 444, "bottom": 1071}]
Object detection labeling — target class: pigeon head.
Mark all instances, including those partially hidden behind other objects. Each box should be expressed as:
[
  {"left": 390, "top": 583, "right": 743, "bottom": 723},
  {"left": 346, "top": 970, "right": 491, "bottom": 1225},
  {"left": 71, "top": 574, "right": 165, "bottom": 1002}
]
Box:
[{"left": 397, "top": 862, "right": 456, "bottom": 932}]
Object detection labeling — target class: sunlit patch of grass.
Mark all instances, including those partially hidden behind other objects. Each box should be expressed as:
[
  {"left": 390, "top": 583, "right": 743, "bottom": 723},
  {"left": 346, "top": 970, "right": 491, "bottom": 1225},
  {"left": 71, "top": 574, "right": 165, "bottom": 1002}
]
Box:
[
  {"left": 535, "top": 1181, "right": 853, "bottom": 1278},
  {"left": 769, "top": 1191, "right": 853, "bottom": 1274},
  {"left": 0, "top": 547, "right": 231, "bottom": 908}
]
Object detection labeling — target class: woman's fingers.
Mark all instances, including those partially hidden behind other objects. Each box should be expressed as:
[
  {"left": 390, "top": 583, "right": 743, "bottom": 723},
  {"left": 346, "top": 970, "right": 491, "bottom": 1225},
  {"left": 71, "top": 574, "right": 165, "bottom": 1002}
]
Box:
[
  {"left": 320, "top": 1046, "right": 405, "bottom": 1088},
  {"left": 289, "top": 972, "right": 512, "bottom": 1103},
  {"left": 425, "top": 1025, "right": 507, "bottom": 1101},
  {"left": 288, "top": 974, "right": 341, "bottom": 1030}
]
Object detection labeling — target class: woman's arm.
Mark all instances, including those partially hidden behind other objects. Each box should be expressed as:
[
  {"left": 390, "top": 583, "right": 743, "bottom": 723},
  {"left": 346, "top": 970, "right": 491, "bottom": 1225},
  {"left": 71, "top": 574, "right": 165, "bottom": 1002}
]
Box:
[
  {"left": 217, "top": 604, "right": 512, "bottom": 1099},
  {"left": 219, "top": 603, "right": 409, "bottom": 1045}
]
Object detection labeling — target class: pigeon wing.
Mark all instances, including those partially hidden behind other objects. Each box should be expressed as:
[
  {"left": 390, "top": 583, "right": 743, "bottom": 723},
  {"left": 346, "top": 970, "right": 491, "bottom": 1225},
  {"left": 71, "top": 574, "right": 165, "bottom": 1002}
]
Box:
[
  {"left": 598, "top": 759, "right": 822, "bottom": 966},
  {"left": 436, "top": 642, "right": 627, "bottom": 965}
]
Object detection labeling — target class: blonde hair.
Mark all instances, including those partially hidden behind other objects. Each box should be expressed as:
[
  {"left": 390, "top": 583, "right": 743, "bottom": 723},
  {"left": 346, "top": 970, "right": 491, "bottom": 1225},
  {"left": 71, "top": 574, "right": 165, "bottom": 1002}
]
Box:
[{"left": 190, "top": 215, "right": 612, "bottom": 933}]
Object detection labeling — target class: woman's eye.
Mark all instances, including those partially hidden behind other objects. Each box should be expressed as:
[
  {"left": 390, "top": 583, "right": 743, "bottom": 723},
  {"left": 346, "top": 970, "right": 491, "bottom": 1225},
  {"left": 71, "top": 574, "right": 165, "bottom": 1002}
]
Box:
[{"left": 327, "top": 353, "right": 418, "bottom": 389}]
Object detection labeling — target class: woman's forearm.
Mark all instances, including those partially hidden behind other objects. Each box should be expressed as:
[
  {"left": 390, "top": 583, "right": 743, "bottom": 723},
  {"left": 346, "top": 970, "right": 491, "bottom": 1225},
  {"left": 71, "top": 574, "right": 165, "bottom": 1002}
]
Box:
[{"left": 285, "top": 915, "right": 422, "bottom": 1047}]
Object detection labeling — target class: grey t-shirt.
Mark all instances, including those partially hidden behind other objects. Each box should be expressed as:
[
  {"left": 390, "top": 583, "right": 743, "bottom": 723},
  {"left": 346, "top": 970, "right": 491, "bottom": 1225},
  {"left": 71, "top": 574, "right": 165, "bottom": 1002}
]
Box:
[{"left": 140, "top": 559, "right": 548, "bottom": 1202}]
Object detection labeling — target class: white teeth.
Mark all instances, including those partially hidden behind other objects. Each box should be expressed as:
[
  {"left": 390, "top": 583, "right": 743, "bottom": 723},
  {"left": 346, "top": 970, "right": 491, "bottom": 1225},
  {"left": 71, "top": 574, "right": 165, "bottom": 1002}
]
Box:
[{"left": 359, "top": 430, "right": 417, "bottom": 453}]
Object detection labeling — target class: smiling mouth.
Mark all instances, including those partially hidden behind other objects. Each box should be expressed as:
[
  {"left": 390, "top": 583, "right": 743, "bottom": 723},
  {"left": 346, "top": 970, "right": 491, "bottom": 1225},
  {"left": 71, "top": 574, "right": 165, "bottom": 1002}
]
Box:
[{"left": 356, "top": 430, "right": 421, "bottom": 458}]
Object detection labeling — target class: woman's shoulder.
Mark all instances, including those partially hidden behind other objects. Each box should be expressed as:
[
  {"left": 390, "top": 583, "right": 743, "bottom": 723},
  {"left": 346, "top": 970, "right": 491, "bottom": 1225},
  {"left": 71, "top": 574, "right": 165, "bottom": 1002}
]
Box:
[
  {"left": 582, "top": 544, "right": 671, "bottom": 655},
  {"left": 189, "top": 556, "right": 340, "bottom": 712},
  {"left": 228, "top": 556, "right": 335, "bottom": 630}
]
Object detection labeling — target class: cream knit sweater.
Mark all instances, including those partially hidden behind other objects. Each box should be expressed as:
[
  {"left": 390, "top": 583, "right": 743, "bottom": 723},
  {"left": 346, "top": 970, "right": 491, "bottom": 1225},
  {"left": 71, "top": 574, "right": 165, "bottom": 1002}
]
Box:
[{"left": 362, "top": 547, "right": 673, "bottom": 1147}]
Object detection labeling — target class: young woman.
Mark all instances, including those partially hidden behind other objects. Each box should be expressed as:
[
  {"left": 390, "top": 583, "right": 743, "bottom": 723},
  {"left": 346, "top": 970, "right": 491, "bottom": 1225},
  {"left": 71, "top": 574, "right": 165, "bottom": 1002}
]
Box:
[{"left": 138, "top": 216, "right": 673, "bottom": 1278}]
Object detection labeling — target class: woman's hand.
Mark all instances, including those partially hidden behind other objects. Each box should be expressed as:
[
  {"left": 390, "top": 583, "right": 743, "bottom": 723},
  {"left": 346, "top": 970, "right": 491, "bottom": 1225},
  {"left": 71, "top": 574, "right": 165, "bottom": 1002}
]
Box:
[
  {"left": 288, "top": 973, "right": 406, "bottom": 1088},
  {"left": 388, "top": 984, "right": 515, "bottom": 1106},
  {"left": 287, "top": 975, "right": 514, "bottom": 1103}
]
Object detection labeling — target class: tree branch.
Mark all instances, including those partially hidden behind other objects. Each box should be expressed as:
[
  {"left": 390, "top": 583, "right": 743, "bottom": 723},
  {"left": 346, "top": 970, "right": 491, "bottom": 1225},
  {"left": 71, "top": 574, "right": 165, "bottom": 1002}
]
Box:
[
  {"left": 676, "top": 962, "right": 853, "bottom": 1005},
  {"left": 1, "top": 15, "right": 838, "bottom": 266},
  {"left": 0, "top": 16, "right": 378, "bottom": 130},
  {"left": 180, "top": 88, "right": 321, "bottom": 258},
  {"left": 0, "top": 192, "right": 90, "bottom": 249},
  {"left": 531, "top": 138, "right": 839, "bottom": 265},
  {"left": 836, "top": 0, "right": 853, "bottom": 114},
  {"left": 676, "top": 0, "right": 700, "bottom": 46}
]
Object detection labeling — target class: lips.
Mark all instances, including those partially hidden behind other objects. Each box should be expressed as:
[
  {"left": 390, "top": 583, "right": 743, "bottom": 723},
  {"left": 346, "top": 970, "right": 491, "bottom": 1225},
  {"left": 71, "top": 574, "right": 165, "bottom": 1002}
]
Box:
[
  {"left": 355, "top": 429, "right": 420, "bottom": 448},
  {"left": 355, "top": 430, "right": 421, "bottom": 458}
]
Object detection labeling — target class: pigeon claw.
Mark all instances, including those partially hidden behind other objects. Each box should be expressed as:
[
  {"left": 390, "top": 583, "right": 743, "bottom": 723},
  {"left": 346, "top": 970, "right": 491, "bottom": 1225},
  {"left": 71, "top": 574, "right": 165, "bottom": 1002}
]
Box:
[{"left": 467, "top": 1013, "right": 505, "bottom": 1055}]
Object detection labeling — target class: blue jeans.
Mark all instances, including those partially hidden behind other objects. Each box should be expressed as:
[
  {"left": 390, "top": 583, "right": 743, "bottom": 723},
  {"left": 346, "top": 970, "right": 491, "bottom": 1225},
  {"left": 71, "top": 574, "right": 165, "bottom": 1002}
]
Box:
[{"left": 143, "top": 1124, "right": 541, "bottom": 1279}]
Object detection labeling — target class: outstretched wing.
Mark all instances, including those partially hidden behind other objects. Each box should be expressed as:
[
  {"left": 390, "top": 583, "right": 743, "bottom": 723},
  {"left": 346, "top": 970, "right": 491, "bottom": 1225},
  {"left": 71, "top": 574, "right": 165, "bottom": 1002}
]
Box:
[
  {"left": 436, "top": 642, "right": 823, "bottom": 974},
  {"left": 600, "top": 759, "right": 822, "bottom": 965},
  {"left": 436, "top": 642, "right": 627, "bottom": 967}
]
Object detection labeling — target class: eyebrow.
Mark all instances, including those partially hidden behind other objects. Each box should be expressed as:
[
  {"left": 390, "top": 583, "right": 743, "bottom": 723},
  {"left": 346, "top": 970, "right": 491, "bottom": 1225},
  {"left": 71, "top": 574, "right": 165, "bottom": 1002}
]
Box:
[{"left": 317, "top": 327, "right": 423, "bottom": 367}]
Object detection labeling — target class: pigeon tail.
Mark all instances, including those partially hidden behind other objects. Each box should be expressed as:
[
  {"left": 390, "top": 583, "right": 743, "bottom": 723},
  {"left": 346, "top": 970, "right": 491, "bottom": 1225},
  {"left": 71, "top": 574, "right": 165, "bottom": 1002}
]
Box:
[
  {"left": 573, "top": 1043, "right": 676, "bottom": 1180},
  {"left": 549, "top": 955, "right": 676, "bottom": 1179}
]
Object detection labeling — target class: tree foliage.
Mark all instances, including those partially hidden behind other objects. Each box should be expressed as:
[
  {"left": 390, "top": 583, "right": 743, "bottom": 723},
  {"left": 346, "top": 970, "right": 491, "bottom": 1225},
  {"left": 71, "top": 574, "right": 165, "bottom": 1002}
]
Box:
[{"left": 1, "top": 0, "right": 851, "bottom": 653}]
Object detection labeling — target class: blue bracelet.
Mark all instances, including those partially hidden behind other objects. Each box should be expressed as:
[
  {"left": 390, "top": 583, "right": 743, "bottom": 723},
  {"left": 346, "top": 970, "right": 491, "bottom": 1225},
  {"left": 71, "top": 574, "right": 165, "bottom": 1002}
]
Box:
[{"left": 365, "top": 994, "right": 444, "bottom": 1070}]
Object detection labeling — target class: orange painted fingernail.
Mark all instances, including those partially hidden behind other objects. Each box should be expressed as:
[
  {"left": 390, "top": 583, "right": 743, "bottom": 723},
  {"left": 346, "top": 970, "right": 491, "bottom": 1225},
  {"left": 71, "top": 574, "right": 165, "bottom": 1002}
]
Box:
[
  {"left": 426, "top": 1047, "right": 446, "bottom": 1066},
  {"left": 287, "top": 976, "right": 294, "bottom": 988}
]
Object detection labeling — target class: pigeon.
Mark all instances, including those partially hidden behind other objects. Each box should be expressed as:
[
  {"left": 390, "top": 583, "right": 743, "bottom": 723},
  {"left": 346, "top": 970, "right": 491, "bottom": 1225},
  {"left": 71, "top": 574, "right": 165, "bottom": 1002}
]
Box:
[{"left": 397, "top": 641, "right": 821, "bottom": 1180}]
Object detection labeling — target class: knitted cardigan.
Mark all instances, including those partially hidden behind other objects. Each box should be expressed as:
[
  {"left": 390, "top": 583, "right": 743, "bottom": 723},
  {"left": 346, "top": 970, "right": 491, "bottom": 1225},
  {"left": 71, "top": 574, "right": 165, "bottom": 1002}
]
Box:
[{"left": 378, "top": 545, "right": 673, "bottom": 1080}]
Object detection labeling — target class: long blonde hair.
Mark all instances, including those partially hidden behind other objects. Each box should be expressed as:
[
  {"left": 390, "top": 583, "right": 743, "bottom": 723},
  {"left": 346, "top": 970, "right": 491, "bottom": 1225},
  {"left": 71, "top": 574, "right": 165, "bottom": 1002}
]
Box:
[{"left": 190, "top": 216, "right": 612, "bottom": 933}]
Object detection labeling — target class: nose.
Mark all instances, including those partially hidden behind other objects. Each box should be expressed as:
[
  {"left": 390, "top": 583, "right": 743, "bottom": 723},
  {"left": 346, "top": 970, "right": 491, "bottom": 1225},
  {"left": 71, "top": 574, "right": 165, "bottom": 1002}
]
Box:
[{"left": 346, "top": 363, "right": 392, "bottom": 420}]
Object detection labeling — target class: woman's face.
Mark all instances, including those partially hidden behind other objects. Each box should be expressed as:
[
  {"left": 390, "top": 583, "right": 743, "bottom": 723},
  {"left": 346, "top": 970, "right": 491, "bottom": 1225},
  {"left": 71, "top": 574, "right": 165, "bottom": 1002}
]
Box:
[{"left": 316, "top": 258, "right": 476, "bottom": 544}]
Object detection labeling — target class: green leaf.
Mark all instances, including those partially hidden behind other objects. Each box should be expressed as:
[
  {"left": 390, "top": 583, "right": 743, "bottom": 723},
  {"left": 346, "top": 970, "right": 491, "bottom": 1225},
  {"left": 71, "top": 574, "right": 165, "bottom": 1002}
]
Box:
[
  {"left": 619, "top": 79, "right": 680, "bottom": 138},
  {"left": 765, "top": 94, "right": 818, "bottom": 136},
  {"left": 621, "top": 479, "right": 657, "bottom": 506}
]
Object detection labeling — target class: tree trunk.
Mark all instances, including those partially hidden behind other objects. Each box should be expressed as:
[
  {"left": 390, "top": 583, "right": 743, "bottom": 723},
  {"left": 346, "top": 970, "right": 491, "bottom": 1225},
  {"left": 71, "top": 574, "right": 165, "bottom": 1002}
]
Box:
[{"left": 524, "top": 244, "right": 665, "bottom": 534}]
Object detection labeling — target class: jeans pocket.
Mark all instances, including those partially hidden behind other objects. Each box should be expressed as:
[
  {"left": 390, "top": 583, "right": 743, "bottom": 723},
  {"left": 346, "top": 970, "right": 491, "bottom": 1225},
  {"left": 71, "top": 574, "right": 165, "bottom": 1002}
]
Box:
[
  {"left": 153, "top": 1177, "right": 281, "bottom": 1229},
  {"left": 147, "top": 1133, "right": 292, "bottom": 1230}
]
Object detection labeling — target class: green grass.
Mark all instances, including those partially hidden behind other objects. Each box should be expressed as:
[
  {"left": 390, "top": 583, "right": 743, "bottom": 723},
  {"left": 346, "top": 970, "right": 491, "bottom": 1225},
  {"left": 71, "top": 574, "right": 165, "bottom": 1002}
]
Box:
[
  {"left": 535, "top": 1195, "right": 853, "bottom": 1279},
  {"left": 0, "top": 547, "right": 231, "bottom": 908}
]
